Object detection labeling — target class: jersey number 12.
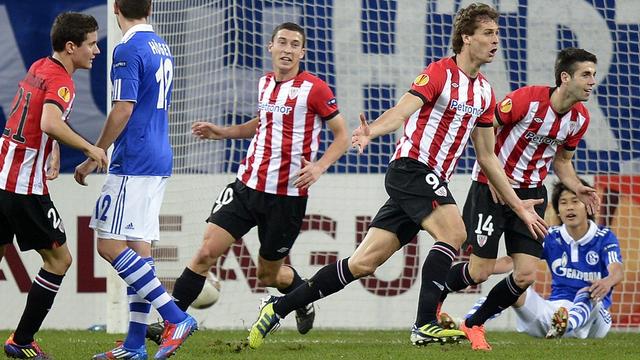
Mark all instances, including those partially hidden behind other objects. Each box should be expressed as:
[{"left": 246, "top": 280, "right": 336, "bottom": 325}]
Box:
[{"left": 155, "top": 58, "right": 173, "bottom": 110}]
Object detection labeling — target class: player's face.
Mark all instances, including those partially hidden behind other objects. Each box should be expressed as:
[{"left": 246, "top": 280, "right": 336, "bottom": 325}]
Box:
[
  {"left": 465, "top": 19, "right": 499, "bottom": 64},
  {"left": 268, "top": 29, "right": 305, "bottom": 75},
  {"left": 564, "top": 61, "right": 597, "bottom": 102},
  {"left": 72, "top": 31, "right": 100, "bottom": 70},
  {"left": 557, "top": 190, "right": 589, "bottom": 228}
]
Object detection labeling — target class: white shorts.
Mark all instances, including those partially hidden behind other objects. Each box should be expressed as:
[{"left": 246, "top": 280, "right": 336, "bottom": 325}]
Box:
[
  {"left": 514, "top": 287, "right": 611, "bottom": 338},
  {"left": 89, "top": 175, "right": 167, "bottom": 242}
]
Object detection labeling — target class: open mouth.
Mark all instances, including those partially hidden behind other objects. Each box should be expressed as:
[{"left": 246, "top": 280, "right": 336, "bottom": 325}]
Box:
[
  {"left": 566, "top": 213, "right": 577, "bottom": 220},
  {"left": 489, "top": 49, "right": 497, "bottom": 56}
]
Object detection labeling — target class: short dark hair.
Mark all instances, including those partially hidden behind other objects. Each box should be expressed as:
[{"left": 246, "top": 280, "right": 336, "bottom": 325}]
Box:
[
  {"left": 554, "top": 48, "right": 598, "bottom": 86},
  {"left": 51, "top": 12, "right": 98, "bottom": 52},
  {"left": 116, "top": 0, "right": 152, "bottom": 20},
  {"left": 271, "top": 22, "right": 305, "bottom": 47},
  {"left": 551, "top": 178, "right": 596, "bottom": 222},
  {"left": 451, "top": 3, "right": 499, "bottom": 54}
]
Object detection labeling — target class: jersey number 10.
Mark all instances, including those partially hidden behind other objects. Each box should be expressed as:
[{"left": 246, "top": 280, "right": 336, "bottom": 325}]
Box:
[{"left": 155, "top": 58, "right": 173, "bottom": 110}]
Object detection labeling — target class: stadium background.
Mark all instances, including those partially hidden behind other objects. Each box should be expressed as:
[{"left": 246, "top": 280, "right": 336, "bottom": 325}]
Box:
[{"left": 0, "top": 0, "right": 638, "bottom": 332}]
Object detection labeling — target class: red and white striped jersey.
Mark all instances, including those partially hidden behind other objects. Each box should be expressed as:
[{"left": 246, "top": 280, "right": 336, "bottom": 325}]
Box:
[
  {"left": 0, "top": 57, "right": 75, "bottom": 195},
  {"left": 393, "top": 57, "right": 495, "bottom": 181},
  {"left": 237, "top": 71, "right": 339, "bottom": 196},
  {"left": 473, "top": 85, "right": 590, "bottom": 188}
]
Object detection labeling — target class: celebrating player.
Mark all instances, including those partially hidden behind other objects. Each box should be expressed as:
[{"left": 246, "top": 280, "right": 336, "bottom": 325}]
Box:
[
  {"left": 161, "top": 21, "right": 349, "bottom": 337},
  {"left": 74, "top": 1, "right": 197, "bottom": 359},
  {"left": 1, "top": 12, "right": 106, "bottom": 359},
  {"left": 437, "top": 48, "right": 599, "bottom": 351},
  {"left": 247, "top": 3, "right": 547, "bottom": 349}
]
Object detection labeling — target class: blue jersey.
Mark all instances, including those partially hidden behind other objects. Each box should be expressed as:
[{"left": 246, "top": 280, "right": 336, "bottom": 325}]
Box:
[
  {"left": 109, "top": 24, "right": 173, "bottom": 176},
  {"left": 543, "top": 221, "right": 622, "bottom": 309}
]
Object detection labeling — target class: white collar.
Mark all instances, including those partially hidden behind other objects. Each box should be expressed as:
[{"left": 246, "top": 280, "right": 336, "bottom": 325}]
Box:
[
  {"left": 559, "top": 220, "right": 598, "bottom": 246},
  {"left": 121, "top": 24, "right": 154, "bottom": 44}
]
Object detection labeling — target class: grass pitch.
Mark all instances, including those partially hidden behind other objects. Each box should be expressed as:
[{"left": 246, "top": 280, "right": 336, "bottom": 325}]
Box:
[{"left": 1, "top": 329, "right": 639, "bottom": 359}]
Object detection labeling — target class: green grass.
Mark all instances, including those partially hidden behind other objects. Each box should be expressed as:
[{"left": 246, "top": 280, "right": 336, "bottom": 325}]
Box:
[{"left": 2, "top": 329, "right": 640, "bottom": 359}]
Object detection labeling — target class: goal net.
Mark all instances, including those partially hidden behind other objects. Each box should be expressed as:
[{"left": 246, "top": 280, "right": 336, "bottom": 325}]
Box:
[{"left": 106, "top": 0, "right": 640, "bottom": 331}]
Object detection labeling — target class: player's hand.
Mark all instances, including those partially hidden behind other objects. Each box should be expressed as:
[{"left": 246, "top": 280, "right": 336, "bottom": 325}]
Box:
[
  {"left": 294, "top": 158, "right": 323, "bottom": 189},
  {"left": 46, "top": 155, "right": 60, "bottom": 180},
  {"left": 74, "top": 158, "right": 99, "bottom": 186},
  {"left": 352, "top": 113, "right": 371, "bottom": 154},
  {"left": 515, "top": 198, "right": 548, "bottom": 239},
  {"left": 192, "top": 122, "right": 227, "bottom": 140},
  {"left": 83, "top": 145, "right": 108, "bottom": 172},
  {"left": 575, "top": 184, "right": 599, "bottom": 216},
  {"left": 488, "top": 177, "right": 518, "bottom": 204},
  {"left": 589, "top": 278, "right": 613, "bottom": 302}
]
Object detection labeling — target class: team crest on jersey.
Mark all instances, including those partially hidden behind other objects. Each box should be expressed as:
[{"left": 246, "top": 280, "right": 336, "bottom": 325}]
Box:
[
  {"left": 569, "top": 121, "right": 577, "bottom": 133},
  {"left": 289, "top": 87, "right": 300, "bottom": 99},
  {"left": 586, "top": 250, "right": 599, "bottom": 265},
  {"left": 476, "top": 234, "right": 487, "bottom": 247},
  {"left": 499, "top": 98, "right": 512, "bottom": 113},
  {"left": 434, "top": 186, "right": 447, "bottom": 197},
  {"left": 58, "top": 87, "right": 71, "bottom": 102},
  {"left": 533, "top": 117, "right": 543, "bottom": 123},
  {"left": 413, "top": 74, "right": 430, "bottom": 86}
]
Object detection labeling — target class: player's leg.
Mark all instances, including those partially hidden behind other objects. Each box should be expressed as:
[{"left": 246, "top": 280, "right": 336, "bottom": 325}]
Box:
[
  {"left": 440, "top": 181, "right": 504, "bottom": 304},
  {"left": 92, "top": 176, "right": 196, "bottom": 359},
  {"left": 249, "top": 225, "right": 404, "bottom": 349},
  {"left": 172, "top": 181, "right": 253, "bottom": 311},
  {"left": 559, "top": 287, "right": 596, "bottom": 338},
  {"left": 512, "top": 289, "right": 563, "bottom": 338},
  {"left": 585, "top": 304, "right": 612, "bottom": 338},
  {"left": 3, "top": 192, "right": 67, "bottom": 359},
  {"left": 254, "top": 191, "right": 315, "bottom": 335},
  {"left": 411, "top": 204, "right": 467, "bottom": 344}
]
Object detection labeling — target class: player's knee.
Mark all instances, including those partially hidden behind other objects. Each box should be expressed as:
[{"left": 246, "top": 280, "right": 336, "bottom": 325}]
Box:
[
  {"left": 512, "top": 270, "right": 535, "bottom": 288},
  {"left": 256, "top": 269, "right": 278, "bottom": 287},
  {"left": 194, "top": 243, "right": 218, "bottom": 266},
  {"left": 348, "top": 257, "right": 376, "bottom": 278},
  {"left": 469, "top": 267, "right": 492, "bottom": 284},
  {"left": 45, "top": 251, "right": 72, "bottom": 274}
]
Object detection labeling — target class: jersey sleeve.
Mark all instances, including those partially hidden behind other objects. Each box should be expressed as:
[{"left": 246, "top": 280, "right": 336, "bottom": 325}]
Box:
[
  {"left": 111, "top": 43, "right": 141, "bottom": 103},
  {"left": 308, "top": 80, "right": 340, "bottom": 121},
  {"left": 44, "top": 75, "right": 75, "bottom": 113},
  {"left": 476, "top": 86, "right": 496, "bottom": 127},
  {"left": 563, "top": 110, "right": 590, "bottom": 151},
  {"left": 495, "top": 87, "right": 529, "bottom": 126},
  {"left": 408, "top": 62, "right": 446, "bottom": 105},
  {"left": 600, "top": 229, "right": 623, "bottom": 267}
]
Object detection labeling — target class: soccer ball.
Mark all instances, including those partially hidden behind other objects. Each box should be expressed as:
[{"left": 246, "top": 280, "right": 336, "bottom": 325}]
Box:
[{"left": 190, "top": 272, "right": 221, "bottom": 309}]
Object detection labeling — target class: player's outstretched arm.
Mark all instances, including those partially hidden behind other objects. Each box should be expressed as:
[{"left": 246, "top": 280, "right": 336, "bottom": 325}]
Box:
[
  {"left": 192, "top": 117, "right": 259, "bottom": 140},
  {"left": 553, "top": 148, "right": 599, "bottom": 215},
  {"left": 353, "top": 92, "right": 423, "bottom": 154},
  {"left": 294, "top": 113, "right": 349, "bottom": 189},
  {"left": 472, "top": 126, "right": 548, "bottom": 239},
  {"left": 40, "top": 103, "right": 108, "bottom": 171}
]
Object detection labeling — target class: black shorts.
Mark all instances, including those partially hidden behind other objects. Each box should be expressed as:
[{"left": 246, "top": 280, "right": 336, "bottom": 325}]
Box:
[
  {"left": 370, "top": 158, "right": 457, "bottom": 246},
  {"left": 462, "top": 181, "right": 547, "bottom": 259},
  {"left": 0, "top": 189, "right": 67, "bottom": 251},
  {"left": 207, "top": 179, "right": 307, "bottom": 261}
]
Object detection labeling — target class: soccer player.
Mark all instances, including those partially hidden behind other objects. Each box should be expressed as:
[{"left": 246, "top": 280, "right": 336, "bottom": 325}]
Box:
[
  {"left": 466, "top": 179, "right": 623, "bottom": 339},
  {"left": 437, "top": 48, "right": 600, "bottom": 351},
  {"left": 164, "top": 21, "right": 349, "bottom": 336},
  {"left": 248, "top": 3, "right": 547, "bottom": 349},
  {"left": 1, "top": 12, "right": 107, "bottom": 359},
  {"left": 74, "top": 1, "right": 197, "bottom": 359}
]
